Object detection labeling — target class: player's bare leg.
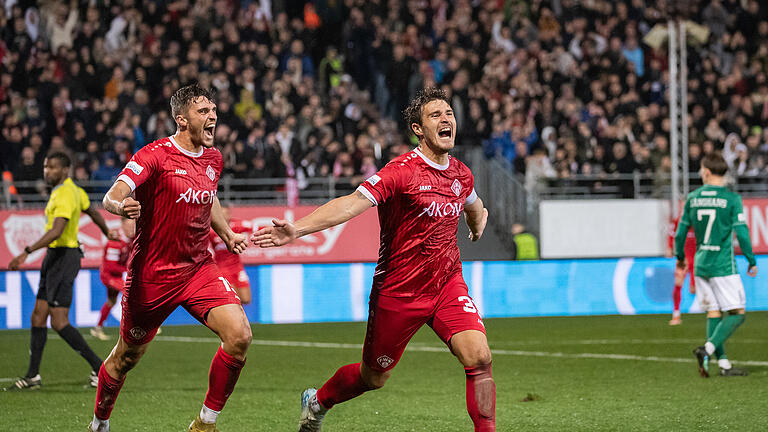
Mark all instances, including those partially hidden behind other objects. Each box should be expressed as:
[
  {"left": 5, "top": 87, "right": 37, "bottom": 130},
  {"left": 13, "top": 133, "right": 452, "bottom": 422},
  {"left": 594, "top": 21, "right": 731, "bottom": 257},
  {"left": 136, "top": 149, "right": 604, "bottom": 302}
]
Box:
[
  {"left": 451, "top": 330, "right": 495, "bottom": 432},
  {"left": 189, "top": 304, "right": 251, "bottom": 431},
  {"left": 90, "top": 336, "right": 151, "bottom": 431}
]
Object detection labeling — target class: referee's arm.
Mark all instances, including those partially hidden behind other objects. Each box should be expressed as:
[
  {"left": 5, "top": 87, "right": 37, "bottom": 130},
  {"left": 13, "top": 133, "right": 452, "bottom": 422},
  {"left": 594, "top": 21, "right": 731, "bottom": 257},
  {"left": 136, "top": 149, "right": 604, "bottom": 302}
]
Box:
[
  {"left": 84, "top": 206, "right": 117, "bottom": 240},
  {"left": 8, "top": 217, "right": 68, "bottom": 270}
]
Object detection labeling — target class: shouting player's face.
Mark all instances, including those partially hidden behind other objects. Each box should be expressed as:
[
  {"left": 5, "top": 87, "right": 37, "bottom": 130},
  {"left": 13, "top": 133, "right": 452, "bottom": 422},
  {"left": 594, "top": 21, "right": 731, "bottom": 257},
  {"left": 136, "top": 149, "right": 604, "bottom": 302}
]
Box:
[
  {"left": 414, "top": 99, "right": 456, "bottom": 154},
  {"left": 184, "top": 97, "right": 217, "bottom": 148}
]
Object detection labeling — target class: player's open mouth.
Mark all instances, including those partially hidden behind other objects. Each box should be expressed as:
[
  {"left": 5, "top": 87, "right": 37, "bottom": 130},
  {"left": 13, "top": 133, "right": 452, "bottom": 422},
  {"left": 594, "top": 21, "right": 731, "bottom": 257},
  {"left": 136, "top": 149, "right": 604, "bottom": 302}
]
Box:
[
  {"left": 438, "top": 126, "right": 452, "bottom": 139},
  {"left": 204, "top": 125, "right": 215, "bottom": 139}
]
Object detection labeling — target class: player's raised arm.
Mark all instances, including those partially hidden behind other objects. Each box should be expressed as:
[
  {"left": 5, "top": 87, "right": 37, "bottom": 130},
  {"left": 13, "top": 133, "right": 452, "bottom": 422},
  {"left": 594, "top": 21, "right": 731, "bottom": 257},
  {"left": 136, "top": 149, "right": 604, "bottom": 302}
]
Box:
[
  {"left": 103, "top": 180, "right": 141, "bottom": 219},
  {"left": 212, "top": 197, "right": 248, "bottom": 254},
  {"left": 252, "top": 190, "right": 373, "bottom": 248}
]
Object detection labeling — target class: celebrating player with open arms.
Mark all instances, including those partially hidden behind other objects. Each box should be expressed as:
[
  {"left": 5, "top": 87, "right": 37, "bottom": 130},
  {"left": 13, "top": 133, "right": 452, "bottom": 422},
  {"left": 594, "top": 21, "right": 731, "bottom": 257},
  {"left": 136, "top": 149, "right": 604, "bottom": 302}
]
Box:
[
  {"left": 253, "top": 88, "right": 495, "bottom": 432},
  {"left": 88, "top": 84, "right": 251, "bottom": 432}
]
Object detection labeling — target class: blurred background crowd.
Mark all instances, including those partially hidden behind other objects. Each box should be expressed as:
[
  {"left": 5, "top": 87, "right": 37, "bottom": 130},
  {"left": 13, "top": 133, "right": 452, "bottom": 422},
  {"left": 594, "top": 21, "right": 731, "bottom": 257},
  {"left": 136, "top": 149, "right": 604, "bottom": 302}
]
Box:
[{"left": 1, "top": 0, "right": 768, "bottom": 202}]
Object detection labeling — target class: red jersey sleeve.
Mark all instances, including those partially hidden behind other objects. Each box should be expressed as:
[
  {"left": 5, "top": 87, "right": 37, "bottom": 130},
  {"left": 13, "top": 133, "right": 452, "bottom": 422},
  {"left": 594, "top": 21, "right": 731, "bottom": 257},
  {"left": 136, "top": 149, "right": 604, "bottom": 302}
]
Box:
[
  {"left": 356, "top": 162, "right": 412, "bottom": 206},
  {"left": 116, "top": 145, "right": 162, "bottom": 192}
]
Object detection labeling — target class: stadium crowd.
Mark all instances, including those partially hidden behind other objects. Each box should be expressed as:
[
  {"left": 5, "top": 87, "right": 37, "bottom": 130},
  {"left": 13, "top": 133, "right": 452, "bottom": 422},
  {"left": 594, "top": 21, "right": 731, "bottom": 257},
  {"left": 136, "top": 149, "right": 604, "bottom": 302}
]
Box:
[{"left": 1, "top": 0, "right": 768, "bottom": 203}]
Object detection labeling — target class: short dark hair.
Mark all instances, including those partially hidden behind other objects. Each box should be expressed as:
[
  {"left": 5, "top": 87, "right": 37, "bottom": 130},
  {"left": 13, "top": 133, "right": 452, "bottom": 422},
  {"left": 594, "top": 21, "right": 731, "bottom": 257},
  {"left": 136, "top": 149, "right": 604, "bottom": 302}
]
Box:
[
  {"left": 170, "top": 83, "right": 216, "bottom": 118},
  {"left": 46, "top": 151, "right": 71, "bottom": 168},
  {"left": 701, "top": 152, "right": 728, "bottom": 176},
  {"left": 403, "top": 87, "right": 451, "bottom": 132}
]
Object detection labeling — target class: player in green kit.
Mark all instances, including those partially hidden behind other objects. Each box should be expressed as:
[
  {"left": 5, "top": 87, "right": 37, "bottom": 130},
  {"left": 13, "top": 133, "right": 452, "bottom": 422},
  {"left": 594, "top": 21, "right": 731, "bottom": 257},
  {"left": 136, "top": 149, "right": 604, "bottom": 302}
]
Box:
[{"left": 675, "top": 152, "right": 757, "bottom": 378}]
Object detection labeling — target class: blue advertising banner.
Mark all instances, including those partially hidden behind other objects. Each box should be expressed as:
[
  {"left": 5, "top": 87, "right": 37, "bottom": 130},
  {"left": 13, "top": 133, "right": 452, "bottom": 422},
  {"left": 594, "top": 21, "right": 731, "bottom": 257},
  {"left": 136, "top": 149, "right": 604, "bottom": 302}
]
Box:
[{"left": 0, "top": 257, "right": 766, "bottom": 329}]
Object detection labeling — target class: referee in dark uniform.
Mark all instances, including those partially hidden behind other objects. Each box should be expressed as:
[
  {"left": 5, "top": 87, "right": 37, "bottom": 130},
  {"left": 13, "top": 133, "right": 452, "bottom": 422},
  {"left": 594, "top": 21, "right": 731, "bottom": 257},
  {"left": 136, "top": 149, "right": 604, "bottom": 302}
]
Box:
[{"left": 6, "top": 152, "right": 117, "bottom": 390}]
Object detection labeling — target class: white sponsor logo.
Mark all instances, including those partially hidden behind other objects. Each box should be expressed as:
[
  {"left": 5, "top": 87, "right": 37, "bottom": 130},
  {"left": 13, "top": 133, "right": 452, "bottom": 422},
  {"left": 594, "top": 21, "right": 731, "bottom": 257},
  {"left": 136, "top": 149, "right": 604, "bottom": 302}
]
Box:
[
  {"left": 419, "top": 185, "right": 432, "bottom": 191},
  {"left": 126, "top": 161, "right": 144, "bottom": 175},
  {"left": 738, "top": 212, "right": 746, "bottom": 222},
  {"left": 418, "top": 201, "right": 463, "bottom": 218},
  {"left": 377, "top": 355, "right": 394, "bottom": 368},
  {"left": 366, "top": 174, "right": 381, "bottom": 186},
  {"left": 176, "top": 188, "right": 217, "bottom": 204},
  {"left": 206, "top": 165, "right": 216, "bottom": 181},
  {"left": 175, "top": 169, "right": 187, "bottom": 175},
  {"left": 129, "top": 326, "right": 147, "bottom": 340},
  {"left": 3, "top": 215, "right": 47, "bottom": 262},
  {"left": 451, "top": 179, "right": 462, "bottom": 196}
]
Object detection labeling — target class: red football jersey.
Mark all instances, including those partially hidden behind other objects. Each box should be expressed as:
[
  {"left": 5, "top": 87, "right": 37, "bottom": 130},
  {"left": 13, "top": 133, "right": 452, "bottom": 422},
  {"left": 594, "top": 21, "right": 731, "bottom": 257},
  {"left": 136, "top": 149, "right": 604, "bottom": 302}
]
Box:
[
  {"left": 357, "top": 148, "right": 477, "bottom": 297},
  {"left": 116, "top": 136, "right": 223, "bottom": 283},
  {"left": 208, "top": 218, "right": 252, "bottom": 273},
  {"left": 100, "top": 230, "right": 131, "bottom": 275},
  {"left": 668, "top": 216, "right": 696, "bottom": 257}
]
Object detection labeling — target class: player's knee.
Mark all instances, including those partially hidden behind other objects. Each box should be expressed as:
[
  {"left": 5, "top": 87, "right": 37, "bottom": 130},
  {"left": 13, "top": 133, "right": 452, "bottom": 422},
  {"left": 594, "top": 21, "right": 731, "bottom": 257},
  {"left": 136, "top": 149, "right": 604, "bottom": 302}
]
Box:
[
  {"left": 49, "top": 316, "right": 69, "bottom": 332},
  {"left": 114, "top": 349, "right": 143, "bottom": 375},
  {"left": 225, "top": 326, "right": 252, "bottom": 356},
  {"left": 461, "top": 346, "right": 492, "bottom": 368},
  {"left": 362, "top": 370, "right": 390, "bottom": 389}
]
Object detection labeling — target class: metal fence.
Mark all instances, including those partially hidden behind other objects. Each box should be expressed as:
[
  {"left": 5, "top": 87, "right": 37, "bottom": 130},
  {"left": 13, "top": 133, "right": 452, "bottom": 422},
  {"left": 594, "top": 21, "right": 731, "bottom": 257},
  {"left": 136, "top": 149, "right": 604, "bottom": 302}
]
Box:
[{"left": 1, "top": 176, "right": 362, "bottom": 209}]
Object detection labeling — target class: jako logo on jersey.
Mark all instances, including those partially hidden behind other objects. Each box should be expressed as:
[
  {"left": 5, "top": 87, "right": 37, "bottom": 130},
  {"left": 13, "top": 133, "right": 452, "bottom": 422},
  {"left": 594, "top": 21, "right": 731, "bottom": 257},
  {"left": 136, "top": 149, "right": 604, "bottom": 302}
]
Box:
[
  {"left": 176, "top": 188, "right": 217, "bottom": 204},
  {"left": 175, "top": 169, "right": 187, "bottom": 175},
  {"left": 451, "top": 179, "right": 462, "bottom": 196},
  {"left": 126, "top": 161, "right": 144, "bottom": 175},
  {"left": 418, "top": 201, "right": 463, "bottom": 218},
  {"left": 206, "top": 165, "right": 216, "bottom": 181},
  {"left": 419, "top": 185, "right": 432, "bottom": 191}
]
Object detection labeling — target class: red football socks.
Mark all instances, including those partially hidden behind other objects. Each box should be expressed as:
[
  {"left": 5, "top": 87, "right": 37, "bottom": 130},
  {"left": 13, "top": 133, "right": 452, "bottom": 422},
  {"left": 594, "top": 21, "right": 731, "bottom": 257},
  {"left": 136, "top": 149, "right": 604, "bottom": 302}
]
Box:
[
  {"left": 316, "top": 363, "right": 371, "bottom": 409},
  {"left": 673, "top": 284, "right": 682, "bottom": 313},
  {"left": 465, "top": 363, "right": 496, "bottom": 432},
  {"left": 97, "top": 303, "right": 111, "bottom": 327},
  {"left": 94, "top": 364, "right": 125, "bottom": 420},
  {"left": 203, "top": 346, "right": 246, "bottom": 411}
]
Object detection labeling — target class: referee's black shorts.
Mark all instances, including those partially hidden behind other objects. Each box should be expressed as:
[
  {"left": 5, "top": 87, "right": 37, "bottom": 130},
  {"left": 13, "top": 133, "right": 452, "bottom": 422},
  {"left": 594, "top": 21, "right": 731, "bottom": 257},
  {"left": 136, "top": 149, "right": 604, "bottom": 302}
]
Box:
[{"left": 37, "top": 247, "right": 83, "bottom": 308}]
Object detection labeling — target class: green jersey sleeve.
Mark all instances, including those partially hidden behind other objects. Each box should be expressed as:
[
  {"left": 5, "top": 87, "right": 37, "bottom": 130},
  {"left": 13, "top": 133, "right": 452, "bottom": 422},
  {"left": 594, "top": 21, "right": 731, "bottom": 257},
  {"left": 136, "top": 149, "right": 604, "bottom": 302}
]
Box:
[
  {"left": 732, "top": 196, "right": 756, "bottom": 267},
  {"left": 675, "top": 199, "right": 691, "bottom": 262}
]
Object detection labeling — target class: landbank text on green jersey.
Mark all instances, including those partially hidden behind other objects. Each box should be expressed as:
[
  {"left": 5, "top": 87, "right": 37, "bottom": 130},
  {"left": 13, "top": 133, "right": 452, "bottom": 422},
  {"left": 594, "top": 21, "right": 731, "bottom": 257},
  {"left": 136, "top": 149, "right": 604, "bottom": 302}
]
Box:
[{"left": 675, "top": 185, "right": 756, "bottom": 278}]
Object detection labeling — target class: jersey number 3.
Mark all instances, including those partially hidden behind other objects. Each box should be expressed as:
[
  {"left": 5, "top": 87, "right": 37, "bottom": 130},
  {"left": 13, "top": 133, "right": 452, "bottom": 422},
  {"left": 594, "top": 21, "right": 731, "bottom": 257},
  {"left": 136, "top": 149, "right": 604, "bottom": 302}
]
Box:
[
  {"left": 458, "top": 296, "right": 478, "bottom": 313},
  {"left": 697, "top": 209, "right": 716, "bottom": 244}
]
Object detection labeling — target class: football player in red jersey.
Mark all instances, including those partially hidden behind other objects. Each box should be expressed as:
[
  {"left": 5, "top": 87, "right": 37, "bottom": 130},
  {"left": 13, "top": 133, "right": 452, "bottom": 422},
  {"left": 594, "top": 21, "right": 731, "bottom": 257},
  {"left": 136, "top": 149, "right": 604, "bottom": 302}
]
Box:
[
  {"left": 667, "top": 215, "right": 697, "bottom": 325},
  {"left": 89, "top": 84, "right": 251, "bottom": 432},
  {"left": 91, "top": 217, "right": 135, "bottom": 340},
  {"left": 254, "top": 88, "right": 495, "bottom": 432},
  {"left": 208, "top": 203, "right": 253, "bottom": 304}
]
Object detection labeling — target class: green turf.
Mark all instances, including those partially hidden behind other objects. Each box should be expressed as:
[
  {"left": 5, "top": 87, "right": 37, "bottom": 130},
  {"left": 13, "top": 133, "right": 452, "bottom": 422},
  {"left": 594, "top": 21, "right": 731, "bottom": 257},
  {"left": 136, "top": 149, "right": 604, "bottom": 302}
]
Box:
[{"left": 2, "top": 313, "right": 767, "bottom": 431}]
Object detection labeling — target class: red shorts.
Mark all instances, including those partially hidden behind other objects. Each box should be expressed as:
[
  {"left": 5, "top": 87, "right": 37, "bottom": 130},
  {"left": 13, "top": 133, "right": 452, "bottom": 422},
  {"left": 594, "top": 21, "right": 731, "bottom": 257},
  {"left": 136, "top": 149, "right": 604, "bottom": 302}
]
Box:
[
  {"left": 362, "top": 273, "right": 486, "bottom": 372},
  {"left": 222, "top": 268, "right": 250, "bottom": 291},
  {"left": 120, "top": 263, "right": 241, "bottom": 345},
  {"left": 100, "top": 272, "right": 125, "bottom": 292}
]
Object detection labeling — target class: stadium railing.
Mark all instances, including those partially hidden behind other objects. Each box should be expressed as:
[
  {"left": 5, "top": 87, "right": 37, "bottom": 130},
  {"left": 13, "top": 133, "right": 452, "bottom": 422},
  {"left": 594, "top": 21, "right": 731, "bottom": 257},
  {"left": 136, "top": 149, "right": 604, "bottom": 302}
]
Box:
[{"left": 0, "top": 176, "right": 363, "bottom": 209}]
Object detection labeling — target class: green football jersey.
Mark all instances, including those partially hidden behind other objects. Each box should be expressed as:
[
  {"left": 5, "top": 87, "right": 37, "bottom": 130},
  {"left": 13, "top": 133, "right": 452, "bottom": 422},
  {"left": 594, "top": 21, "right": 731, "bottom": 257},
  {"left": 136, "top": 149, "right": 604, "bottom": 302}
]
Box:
[{"left": 675, "top": 185, "right": 756, "bottom": 278}]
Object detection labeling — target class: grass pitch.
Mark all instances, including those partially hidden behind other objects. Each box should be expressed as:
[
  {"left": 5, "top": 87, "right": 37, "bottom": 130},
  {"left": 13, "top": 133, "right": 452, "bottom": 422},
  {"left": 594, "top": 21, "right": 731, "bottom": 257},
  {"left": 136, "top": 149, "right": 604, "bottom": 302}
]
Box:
[{"left": 2, "top": 313, "right": 768, "bottom": 431}]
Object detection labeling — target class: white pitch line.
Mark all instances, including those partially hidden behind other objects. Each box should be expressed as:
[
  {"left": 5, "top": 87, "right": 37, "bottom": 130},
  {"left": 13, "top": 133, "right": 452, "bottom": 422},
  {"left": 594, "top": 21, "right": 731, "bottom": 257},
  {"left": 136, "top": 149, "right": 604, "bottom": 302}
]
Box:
[{"left": 154, "top": 336, "right": 768, "bottom": 367}]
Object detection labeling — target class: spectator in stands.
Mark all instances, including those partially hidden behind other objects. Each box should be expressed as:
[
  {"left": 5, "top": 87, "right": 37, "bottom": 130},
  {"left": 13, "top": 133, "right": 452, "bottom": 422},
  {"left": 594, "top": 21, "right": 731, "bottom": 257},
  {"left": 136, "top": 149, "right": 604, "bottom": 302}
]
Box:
[{"left": 511, "top": 224, "right": 539, "bottom": 261}]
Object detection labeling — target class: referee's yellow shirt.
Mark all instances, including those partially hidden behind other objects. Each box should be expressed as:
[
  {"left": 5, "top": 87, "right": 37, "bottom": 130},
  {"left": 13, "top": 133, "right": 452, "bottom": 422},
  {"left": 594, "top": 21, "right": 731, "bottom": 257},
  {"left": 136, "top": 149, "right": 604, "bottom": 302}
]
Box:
[{"left": 45, "top": 177, "right": 90, "bottom": 248}]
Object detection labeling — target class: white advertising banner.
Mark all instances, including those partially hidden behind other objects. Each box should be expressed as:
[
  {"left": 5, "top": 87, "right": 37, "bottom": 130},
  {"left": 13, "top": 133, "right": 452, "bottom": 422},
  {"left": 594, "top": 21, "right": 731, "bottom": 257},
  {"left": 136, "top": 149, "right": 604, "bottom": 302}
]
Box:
[{"left": 540, "top": 199, "right": 670, "bottom": 258}]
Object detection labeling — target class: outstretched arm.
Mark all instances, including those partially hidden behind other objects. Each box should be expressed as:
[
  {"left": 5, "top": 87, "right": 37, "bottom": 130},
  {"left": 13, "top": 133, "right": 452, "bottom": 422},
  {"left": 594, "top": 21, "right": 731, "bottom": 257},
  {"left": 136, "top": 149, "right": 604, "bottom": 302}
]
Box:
[
  {"left": 84, "top": 206, "right": 118, "bottom": 240},
  {"left": 103, "top": 180, "right": 141, "bottom": 219},
  {"left": 463, "top": 197, "right": 488, "bottom": 242},
  {"left": 252, "top": 190, "right": 373, "bottom": 248},
  {"left": 9, "top": 217, "right": 68, "bottom": 270},
  {"left": 212, "top": 197, "right": 248, "bottom": 254}
]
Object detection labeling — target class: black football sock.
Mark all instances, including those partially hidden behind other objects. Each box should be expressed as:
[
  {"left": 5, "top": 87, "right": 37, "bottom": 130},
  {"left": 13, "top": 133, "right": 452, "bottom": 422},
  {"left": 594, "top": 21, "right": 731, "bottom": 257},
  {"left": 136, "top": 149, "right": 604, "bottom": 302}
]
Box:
[
  {"left": 25, "top": 327, "right": 48, "bottom": 378},
  {"left": 56, "top": 325, "right": 103, "bottom": 371}
]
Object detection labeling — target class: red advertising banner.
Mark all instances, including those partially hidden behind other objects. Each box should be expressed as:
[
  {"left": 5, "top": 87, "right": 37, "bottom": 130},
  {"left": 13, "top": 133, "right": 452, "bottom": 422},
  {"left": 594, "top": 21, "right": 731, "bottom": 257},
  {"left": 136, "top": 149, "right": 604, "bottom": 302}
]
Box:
[
  {"left": 0, "top": 206, "right": 380, "bottom": 270},
  {"left": 742, "top": 198, "right": 768, "bottom": 254}
]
